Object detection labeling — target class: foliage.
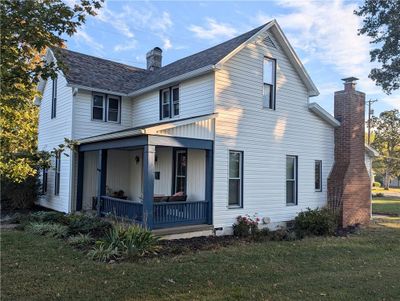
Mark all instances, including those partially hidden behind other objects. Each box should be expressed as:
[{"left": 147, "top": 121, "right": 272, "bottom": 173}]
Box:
[
  {"left": 373, "top": 192, "right": 385, "bottom": 197},
  {"left": 232, "top": 214, "right": 260, "bottom": 238},
  {"left": 371, "top": 109, "right": 400, "bottom": 189},
  {"left": 25, "top": 222, "right": 69, "bottom": 238},
  {"left": 355, "top": 0, "right": 400, "bottom": 94},
  {"left": 68, "top": 233, "right": 93, "bottom": 247},
  {"left": 0, "top": 0, "right": 102, "bottom": 183},
  {"left": 87, "top": 243, "right": 120, "bottom": 262},
  {"left": 31, "top": 211, "right": 69, "bottom": 224},
  {"left": 67, "top": 214, "right": 112, "bottom": 238},
  {"left": 373, "top": 181, "right": 381, "bottom": 187},
  {"left": 104, "top": 225, "right": 160, "bottom": 259},
  {"left": 0, "top": 176, "right": 39, "bottom": 210},
  {"left": 294, "top": 208, "right": 337, "bottom": 238}
]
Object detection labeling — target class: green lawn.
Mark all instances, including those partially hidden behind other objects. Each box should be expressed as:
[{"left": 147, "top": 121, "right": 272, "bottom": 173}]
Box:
[
  {"left": 2, "top": 225, "right": 400, "bottom": 301},
  {"left": 372, "top": 197, "right": 400, "bottom": 216}
]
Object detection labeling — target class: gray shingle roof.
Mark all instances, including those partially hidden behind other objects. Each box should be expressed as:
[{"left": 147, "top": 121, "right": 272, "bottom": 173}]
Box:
[{"left": 53, "top": 23, "right": 268, "bottom": 95}]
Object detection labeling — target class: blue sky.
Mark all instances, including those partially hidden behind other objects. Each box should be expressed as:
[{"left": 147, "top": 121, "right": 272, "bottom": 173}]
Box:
[{"left": 65, "top": 0, "right": 399, "bottom": 115}]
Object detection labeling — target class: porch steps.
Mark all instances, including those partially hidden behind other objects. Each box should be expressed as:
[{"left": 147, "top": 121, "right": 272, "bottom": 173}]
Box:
[{"left": 153, "top": 224, "right": 214, "bottom": 240}]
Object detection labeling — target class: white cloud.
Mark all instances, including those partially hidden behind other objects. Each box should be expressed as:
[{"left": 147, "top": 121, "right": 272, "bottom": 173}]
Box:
[
  {"left": 163, "top": 38, "right": 173, "bottom": 50},
  {"left": 74, "top": 30, "right": 104, "bottom": 52},
  {"left": 188, "top": 18, "right": 238, "bottom": 40},
  {"left": 114, "top": 40, "right": 137, "bottom": 52},
  {"left": 255, "top": 0, "right": 400, "bottom": 108}
]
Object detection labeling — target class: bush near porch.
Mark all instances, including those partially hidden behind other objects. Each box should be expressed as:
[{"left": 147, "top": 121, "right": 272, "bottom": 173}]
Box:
[{"left": 2, "top": 223, "right": 400, "bottom": 300}]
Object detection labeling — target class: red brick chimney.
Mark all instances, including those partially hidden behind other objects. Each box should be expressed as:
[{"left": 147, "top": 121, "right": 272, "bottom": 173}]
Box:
[{"left": 328, "top": 77, "right": 371, "bottom": 227}]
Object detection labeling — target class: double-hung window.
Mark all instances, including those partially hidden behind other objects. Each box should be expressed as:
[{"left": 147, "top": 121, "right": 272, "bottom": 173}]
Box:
[
  {"left": 107, "top": 95, "right": 120, "bottom": 122},
  {"left": 54, "top": 154, "right": 61, "bottom": 196},
  {"left": 160, "top": 86, "right": 179, "bottom": 119},
  {"left": 286, "top": 155, "right": 297, "bottom": 205},
  {"left": 92, "top": 93, "right": 120, "bottom": 122},
  {"left": 51, "top": 77, "right": 57, "bottom": 118},
  {"left": 42, "top": 168, "right": 48, "bottom": 194},
  {"left": 174, "top": 149, "right": 187, "bottom": 194},
  {"left": 263, "top": 57, "right": 276, "bottom": 110},
  {"left": 315, "top": 160, "right": 322, "bottom": 191},
  {"left": 228, "top": 150, "right": 243, "bottom": 207},
  {"left": 92, "top": 93, "right": 105, "bottom": 121}
]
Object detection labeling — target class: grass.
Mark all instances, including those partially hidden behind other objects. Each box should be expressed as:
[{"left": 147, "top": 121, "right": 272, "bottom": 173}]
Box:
[
  {"left": 372, "top": 198, "right": 400, "bottom": 216},
  {"left": 2, "top": 225, "right": 400, "bottom": 301},
  {"left": 372, "top": 187, "right": 400, "bottom": 194}
]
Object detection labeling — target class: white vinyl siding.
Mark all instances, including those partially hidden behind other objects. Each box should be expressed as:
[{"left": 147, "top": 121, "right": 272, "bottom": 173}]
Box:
[
  {"left": 213, "top": 29, "right": 335, "bottom": 230},
  {"left": 72, "top": 90, "right": 131, "bottom": 140},
  {"left": 37, "top": 70, "right": 73, "bottom": 212},
  {"left": 131, "top": 73, "right": 214, "bottom": 128}
]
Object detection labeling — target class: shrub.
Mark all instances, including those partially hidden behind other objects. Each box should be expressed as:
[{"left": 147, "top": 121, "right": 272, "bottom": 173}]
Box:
[
  {"left": 232, "top": 214, "right": 260, "bottom": 238},
  {"left": 87, "top": 243, "right": 120, "bottom": 262},
  {"left": 373, "top": 192, "right": 385, "bottom": 197},
  {"left": 66, "top": 214, "right": 113, "bottom": 238},
  {"left": 68, "top": 233, "right": 93, "bottom": 247},
  {"left": 0, "top": 176, "right": 39, "bottom": 210},
  {"left": 31, "top": 211, "right": 69, "bottom": 224},
  {"left": 294, "top": 208, "right": 337, "bottom": 238},
  {"left": 25, "top": 222, "right": 69, "bottom": 238},
  {"left": 104, "top": 224, "right": 160, "bottom": 259},
  {"left": 373, "top": 182, "right": 381, "bottom": 187},
  {"left": 269, "top": 227, "right": 291, "bottom": 241}
]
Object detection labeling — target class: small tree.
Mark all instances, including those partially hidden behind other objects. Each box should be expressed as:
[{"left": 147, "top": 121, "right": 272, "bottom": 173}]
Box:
[{"left": 371, "top": 109, "right": 400, "bottom": 189}]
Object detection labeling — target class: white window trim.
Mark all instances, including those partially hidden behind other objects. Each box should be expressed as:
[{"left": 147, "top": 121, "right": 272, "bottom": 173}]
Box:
[
  {"left": 228, "top": 150, "right": 243, "bottom": 208},
  {"left": 263, "top": 57, "right": 276, "bottom": 110},
  {"left": 92, "top": 93, "right": 106, "bottom": 122},
  {"left": 286, "top": 155, "right": 297, "bottom": 205},
  {"left": 160, "top": 86, "right": 180, "bottom": 120},
  {"left": 315, "top": 160, "right": 322, "bottom": 192},
  {"left": 106, "top": 95, "right": 121, "bottom": 123}
]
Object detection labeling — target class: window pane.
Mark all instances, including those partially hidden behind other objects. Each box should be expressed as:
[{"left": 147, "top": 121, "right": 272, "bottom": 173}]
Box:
[
  {"left": 286, "top": 181, "right": 295, "bottom": 204},
  {"left": 108, "top": 97, "right": 119, "bottom": 110},
  {"left": 229, "top": 152, "right": 240, "bottom": 178},
  {"left": 93, "top": 107, "right": 103, "bottom": 120},
  {"left": 315, "top": 161, "right": 321, "bottom": 190},
  {"left": 162, "top": 103, "right": 170, "bottom": 119},
  {"left": 263, "top": 58, "right": 273, "bottom": 84},
  {"left": 229, "top": 179, "right": 240, "bottom": 206},
  {"left": 174, "top": 101, "right": 179, "bottom": 116},
  {"left": 263, "top": 84, "right": 272, "bottom": 108},
  {"left": 176, "top": 152, "right": 187, "bottom": 176},
  {"left": 162, "top": 90, "right": 170, "bottom": 104},
  {"left": 93, "top": 95, "right": 103, "bottom": 107},
  {"left": 172, "top": 88, "right": 179, "bottom": 101},
  {"left": 176, "top": 177, "right": 185, "bottom": 193},
  {"left": 108, "top": 111, "right": 118, "bottom": 122},
  {"left": 286, "top": 156, "right": 295, "bottom": 179}
]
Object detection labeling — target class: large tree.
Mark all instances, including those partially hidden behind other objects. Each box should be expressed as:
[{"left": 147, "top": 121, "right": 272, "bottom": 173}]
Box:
[
  {"left": 371, "top": 109, "right": 400, "bottom": 189},
  {"left": 0, "top": 0, "right": 102, "bottom": 183},
  {"left": 355, "top": 0, "right": 400, "bottom": 94}
]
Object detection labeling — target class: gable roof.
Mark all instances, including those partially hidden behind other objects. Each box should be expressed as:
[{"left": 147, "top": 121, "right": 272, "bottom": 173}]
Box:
[{"left": 50, "top": 20, "right": 318, "bottom": 97}]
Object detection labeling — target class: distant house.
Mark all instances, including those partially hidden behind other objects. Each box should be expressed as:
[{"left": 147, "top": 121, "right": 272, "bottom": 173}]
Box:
[{"left": 36, "top": 20, "right": 377, "bottom": 235}]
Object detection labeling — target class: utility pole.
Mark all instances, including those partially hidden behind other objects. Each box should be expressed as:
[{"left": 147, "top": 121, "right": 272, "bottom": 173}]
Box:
[{"left": 366, "top": 99, "right": 378, "bottom": 145}]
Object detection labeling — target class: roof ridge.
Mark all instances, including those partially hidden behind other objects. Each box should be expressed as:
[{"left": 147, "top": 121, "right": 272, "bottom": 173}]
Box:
[{"left": 51, "top": 47, "right": 147, "bottom": 72}]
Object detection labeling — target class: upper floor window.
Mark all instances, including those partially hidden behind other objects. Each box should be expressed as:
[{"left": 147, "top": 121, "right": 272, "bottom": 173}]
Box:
[
  {"left": 160, "top": 86, "right": 179, "bottom": 120},
  {"left": 286, "top": 155, "right": 297, "bottom": 205},
  {"left": 263, "top": 57, "right": 276, "bottom": 110},
  {"left": 315, "top": 160, "right": 322, "bottom": 191},
  {"left": 92, "top": 93, "right": 120, "bottom": 123},
  {"left": 51, "top": 77, "right": 57, "bottom": 119}
]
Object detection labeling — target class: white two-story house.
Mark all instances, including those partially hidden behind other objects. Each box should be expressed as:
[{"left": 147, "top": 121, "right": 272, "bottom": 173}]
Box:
[{"left": 37, "top": 20, "right": 376, "bottom": 234}]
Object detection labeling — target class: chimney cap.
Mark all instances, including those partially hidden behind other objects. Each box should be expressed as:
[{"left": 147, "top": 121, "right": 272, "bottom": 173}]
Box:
[{"left": 342, "top": 77, "right": 359, "bottom": 83}]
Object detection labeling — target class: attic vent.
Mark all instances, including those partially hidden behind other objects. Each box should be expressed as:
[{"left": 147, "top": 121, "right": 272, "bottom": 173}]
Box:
[{"left": 263, "top": 36, "right": 276, "bottom": 49}]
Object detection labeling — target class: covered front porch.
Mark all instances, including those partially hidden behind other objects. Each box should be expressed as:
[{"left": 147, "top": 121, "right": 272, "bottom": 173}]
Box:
[{"left": 76, "top": 134, "right": 213, "bottom": 230}]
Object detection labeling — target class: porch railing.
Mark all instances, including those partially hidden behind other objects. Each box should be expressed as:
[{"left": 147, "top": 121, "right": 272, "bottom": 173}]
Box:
[
  {"left": 100, "top": 196, "right": 143, "bottom": 223},
  {"left": 153, "top": 200, "right": 209, "bottom": 228},
  {"left": 99, "top": 196, "right": 209, "bottom": 229}
]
